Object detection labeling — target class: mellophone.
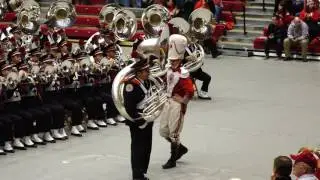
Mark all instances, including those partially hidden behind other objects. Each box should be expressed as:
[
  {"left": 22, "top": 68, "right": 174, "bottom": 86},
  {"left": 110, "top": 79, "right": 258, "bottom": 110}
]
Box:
[{"left": 0, "top": 0, "right": 213, "bottom": 123}]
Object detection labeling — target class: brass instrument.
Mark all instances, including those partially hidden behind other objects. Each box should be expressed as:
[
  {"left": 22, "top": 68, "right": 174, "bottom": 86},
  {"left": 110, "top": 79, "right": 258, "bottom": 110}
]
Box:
[
  {"left": 46, "top": 0, "right": 76, "bottom": 28},
  {"left": 98, "top": 3, "right": 121, "bottom": 26},
  {"left": 110, "top": 9, "right": 137, "bottom": 41},
  {"left": 79, "top": 57, "right": 92, "bottom": 73},
  {"left": 112, "top": 62, "right": 167, "bottom": 122},
  {"left": 141, "top": 4, "right": 170, "bottom": 37},
  {"left": 0, "top": 0, "right": 7, "bottom": 20},
  {"left": 5, "top": 70, "right": 19, "bottom": 90},
  {"left": 16, "top": 0, "right": 41, "bottom": 34}
]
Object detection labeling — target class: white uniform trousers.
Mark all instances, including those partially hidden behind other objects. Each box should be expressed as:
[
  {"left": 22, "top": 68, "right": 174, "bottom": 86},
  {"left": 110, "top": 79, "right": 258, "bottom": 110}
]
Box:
[{"left": 159, "top": 98, "right": 184, "bottom": 144}]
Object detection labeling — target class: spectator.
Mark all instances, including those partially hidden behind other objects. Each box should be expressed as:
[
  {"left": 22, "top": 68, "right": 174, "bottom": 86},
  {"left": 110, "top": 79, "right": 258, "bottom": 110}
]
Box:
[
  {"left": 271, "top": 156, "right": 293, "bottom": 180},
  {"left": 292, "top": 0, "right": 305, "bottom": 15},
  {"left": 264, "top": 15, "right": 287, "bottom": 59},
  {"left": 290, "top": 149, "right": 318, "bottom": 180},
  {"left": 214, "top": 0, "right": 223, "bottom": 23},
  {"left": 283, "top": 17, "right": 309, "bottom": 61},
  {"left": 274, "top": 0, "right": 293, "bottom": 15},
  {"left": 299, "top": 0, "right": 320, "bottom": 40},
  {"left": 275, "top": 1, "right": 294, "bottom": 26}
]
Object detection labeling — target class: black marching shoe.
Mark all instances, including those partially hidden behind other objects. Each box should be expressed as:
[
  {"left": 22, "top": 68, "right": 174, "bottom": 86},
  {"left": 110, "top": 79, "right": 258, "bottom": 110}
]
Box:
[
  {"left": 175, "top": 144, "right": 188, "bottom": 161},
  {"left": 162, "top": 143, "right": 178, "bottom": 169}
]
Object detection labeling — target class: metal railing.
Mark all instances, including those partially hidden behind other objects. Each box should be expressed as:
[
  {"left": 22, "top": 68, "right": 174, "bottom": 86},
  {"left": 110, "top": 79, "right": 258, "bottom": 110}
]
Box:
[
  {"left": 242, "top": 2, "right": 247, "bottom": 35},
  {"left": 262, "top": 0, "right": 266, "bottom": 11}
]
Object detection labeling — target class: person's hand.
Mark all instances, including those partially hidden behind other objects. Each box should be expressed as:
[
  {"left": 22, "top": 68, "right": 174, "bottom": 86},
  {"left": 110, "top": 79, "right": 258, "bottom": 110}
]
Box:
[{"left": 173, "top": 94, "right": 184, "bottom": 103}]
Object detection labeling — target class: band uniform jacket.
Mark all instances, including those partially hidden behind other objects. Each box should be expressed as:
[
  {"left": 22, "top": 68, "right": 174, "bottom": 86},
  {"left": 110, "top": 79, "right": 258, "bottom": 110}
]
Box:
[
  {"left": 166, "top": 66, "right": 194, "bottom": 114},
  {"left": 123, "top": 76, "right": 152, "bottom": 126}
]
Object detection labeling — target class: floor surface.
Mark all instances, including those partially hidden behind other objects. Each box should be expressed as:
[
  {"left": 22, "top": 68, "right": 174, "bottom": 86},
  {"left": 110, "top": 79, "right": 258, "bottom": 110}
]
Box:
[{"left": 1, "top": 55, "right": 320, "bottom": 180}]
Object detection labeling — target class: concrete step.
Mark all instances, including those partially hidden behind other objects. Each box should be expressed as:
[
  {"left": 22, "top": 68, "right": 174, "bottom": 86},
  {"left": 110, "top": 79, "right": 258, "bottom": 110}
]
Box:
[
  {"left": 235, "top": 16, "right": 271, "bottom": 25},
  {"left": 234, "top": 11, "right": 273, "bottom": 19},
  {"left": 218, "top": 40, "right": 253, "bottom": 50},
  {"left": 248, "top": 2, "right": 275, "bottom": 7},
  {"left": 234, "top": 23, "right": 266, "bottom": 31},
  {"left": 227, "top": 28, "right": 262, "bottom": 37},
  {"left": 246, "top": 5, "right": 274, "bottom": 13},
  {"left": 221, "top": 35, "right": 255, "bottom": 43}
]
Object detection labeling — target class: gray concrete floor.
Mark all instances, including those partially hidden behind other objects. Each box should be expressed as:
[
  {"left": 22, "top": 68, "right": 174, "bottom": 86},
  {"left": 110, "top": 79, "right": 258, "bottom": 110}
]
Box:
[{"left": 1, "top": 55, "right": 320, "bottom": 180}]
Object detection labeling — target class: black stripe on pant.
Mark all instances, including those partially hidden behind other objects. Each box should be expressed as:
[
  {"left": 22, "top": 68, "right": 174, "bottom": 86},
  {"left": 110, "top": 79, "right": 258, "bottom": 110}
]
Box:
[
  {"left": 0, "top": 115, "right": 14, "bottom": 144},
  {"left": 61, "top": 89, "right": 83, "bottom": 126},
  {"left": 80, "top": 86, "right": 105, "bottom": 120},
  {"left": 95, "top": 85, "right": 119, "bottom": 119}
]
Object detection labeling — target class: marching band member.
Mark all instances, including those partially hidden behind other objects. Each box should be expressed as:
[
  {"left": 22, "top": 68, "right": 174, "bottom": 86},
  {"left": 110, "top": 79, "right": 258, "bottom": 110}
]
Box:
[
  {"left": 0, "top": 58, "right": 16, "bottom": 154},
  {"left": 102, "top": 43, "right": 125, "bottom": 124},
  {"left": 90, "top": 47, "right": 114, "bottom": 127},
  {"left": 123, "top": 58, "right": 153, "bottom": 180},
  {"left": 4, "top": 48, "right": 35, "bottom": 150},
  {"left": 39, "top": 54, "right": 65, "bottom": 143},
  {"left": 159, "top": 34, "right": 194, "bottom": 169},
  {"left": 59, "top": 54, "right": 85, "bottom": 136},
  {"left": 75, "top": 47, "right": 106, "bottom": 130}
]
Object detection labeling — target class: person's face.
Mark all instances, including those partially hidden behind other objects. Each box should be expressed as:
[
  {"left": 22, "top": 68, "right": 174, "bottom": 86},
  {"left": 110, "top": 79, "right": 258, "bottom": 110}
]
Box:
[
  {"left": 106, "top": 50, "right": 116, "bottom": 59},
  {"left": 31, "top": 55, "right": 39, "bottom": 63},
  {"left": 293, "top": 162, "right": 308, "bottom": 177},
  {"left": 12, "top": 54, "right": 21, "bottom": 64},
  {"left": 94, "top": 54, "right": 104, "bottom": 63},
  {"left": 14, "top": 32, "right": 21, "bottom": 39},
  {"left": 294, "top": 18, "right": 301, "bottom": 26},
  {"left": 170, "top": 59, "right": 182, "bottom": 69},
  {"left": 61, "top": 45, "right": 68, "bottom": 53},
  {"left": 1, "top": 68, "right": 11, "bottom": 76},
  {"left": 137, "top": 68, "right": 150, "bottom": 81}
]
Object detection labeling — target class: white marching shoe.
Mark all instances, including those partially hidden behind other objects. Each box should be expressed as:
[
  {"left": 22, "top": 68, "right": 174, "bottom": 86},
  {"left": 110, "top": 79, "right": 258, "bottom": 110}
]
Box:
[
  {"left": 52, "top": 129, "right": 65, "bottom": 140},
  {"left": 59, "top": 128, "right": 68, "bottom": 139},
  {"left": 13, "top": 138, "right": 26, "bottom": 150},
  {"left": 95, "top": 120, "right": 107, "bottom": 127},
  {"left": 4, "top": 141, "right": 14, "bottom": 153},
  {"left": 43, "top": 132, "right": 55, "bottom": 143},
  {"left": 23, "top": 136, "right": 36, "bottom": 148},
  {"left": 87, "top": 120, "right": 99, "bottom": 130},
  {"left": 0, "top": 148, "right": 5, "bottom": 155},
  {"left": 116, "top": 115, "right": 126, "bottom": 123},
  {"left": 31, "top": 134, "right": 45, "bottom": 145},
  {"left": 106, "top": 118, "right": 117, "bottom": 126},
  {"left": 198, "top": 91, "right": 212, "bottom": 100},
  {"left": 77, "top": 124, "right": 85, "bottom": 132},
  {"left": 71, "top": 126, "right": 82, "bottom": 137}
]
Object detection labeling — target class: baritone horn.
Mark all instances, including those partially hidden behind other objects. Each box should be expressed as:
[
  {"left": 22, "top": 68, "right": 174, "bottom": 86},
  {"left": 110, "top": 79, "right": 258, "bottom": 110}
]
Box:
[
  {"left": 46, "top": 0, "right": 76, "bottom": 28},
  {"left": 17, "top": 0, "right": 41, "bottom": 34},
  {"left": 0, "top": 0, "right": 7, "bottom": 20}
]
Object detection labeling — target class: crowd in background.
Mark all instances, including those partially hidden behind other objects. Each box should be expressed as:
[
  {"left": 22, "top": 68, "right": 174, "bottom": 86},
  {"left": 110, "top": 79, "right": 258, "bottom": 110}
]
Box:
[
  {"left": 265, "top": 0, "right": 320, "bottom": 61},
  {"left": 72, "top": 0, "right": 223, "bottom": 23}
]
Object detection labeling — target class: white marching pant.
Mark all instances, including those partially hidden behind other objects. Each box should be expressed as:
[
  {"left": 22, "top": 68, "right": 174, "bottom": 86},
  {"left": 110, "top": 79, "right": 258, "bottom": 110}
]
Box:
[{"left": 159, "top": 98, "right": 184, "bottom": 144}]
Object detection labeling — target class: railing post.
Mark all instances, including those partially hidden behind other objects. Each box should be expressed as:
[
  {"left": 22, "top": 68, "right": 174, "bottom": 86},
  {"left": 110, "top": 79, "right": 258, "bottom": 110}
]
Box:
[
  {"left": 243, "top": 3, "right": 247, "bottom": 35},
  {"left": 263, "top": 0, "right": 266, "bottom": 11}
]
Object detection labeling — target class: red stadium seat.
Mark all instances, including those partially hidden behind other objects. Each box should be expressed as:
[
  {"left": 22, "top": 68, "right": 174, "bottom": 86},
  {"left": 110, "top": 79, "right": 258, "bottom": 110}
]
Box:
[
  {"left": 75, "top": 16, "right": 100, "bottom": 27},
  {"left": 3, "top": 12, "right": 16, "bottom": 22},
  {"left": 222, "top": 1, "right": 245, "bottom": 12},
  {"left": 75, "top": 5, "right": 103, "bottom": 15},
  {"left": 221, "top": 11, "right": 233, "bottom": 22},
  {"left": 88, "top": 0, "right": 105, "bottom": 4},
  {"left": 65, "top": 26, "right": 99, "bottom": 39}
]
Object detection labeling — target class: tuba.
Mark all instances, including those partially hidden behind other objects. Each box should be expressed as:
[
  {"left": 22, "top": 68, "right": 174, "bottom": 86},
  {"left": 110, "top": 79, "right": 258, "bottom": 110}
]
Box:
[
  {"left": 110, "top": 9, "right": 137, "bottom": 41},
  {"left": 98, "top": 4, "right": 121, "bottom": 27},
  {"left": 0, "top": 0, "right": 7, "bottom": 20},
  {"left": 16, "top": 0, "right": 41, "bottom": 34},
  {"left": 46, "top": 0, "right": 76, "bottom": 28},
  {"left": 141, "top": 4, "right": 170, "bottom": 37},
  {"left": 184, "top": 8, "right": 212, "bottom": 73},
  {"left": 7, "top": 0, "right": 23, "bottom": 12},
  {"left": 112, "top": 62, "right": 167, "bottom": 122}
]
